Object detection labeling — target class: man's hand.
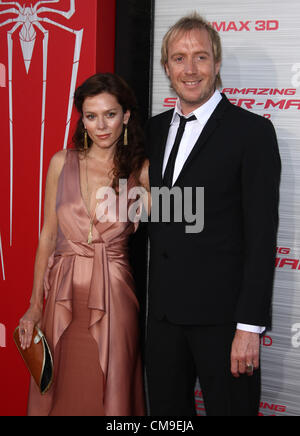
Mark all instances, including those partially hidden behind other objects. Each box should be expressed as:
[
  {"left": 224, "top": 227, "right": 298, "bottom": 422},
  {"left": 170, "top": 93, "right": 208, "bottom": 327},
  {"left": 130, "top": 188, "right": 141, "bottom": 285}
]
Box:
[{"left": 231, "top": 330, "right": 260, "bottom": 378}]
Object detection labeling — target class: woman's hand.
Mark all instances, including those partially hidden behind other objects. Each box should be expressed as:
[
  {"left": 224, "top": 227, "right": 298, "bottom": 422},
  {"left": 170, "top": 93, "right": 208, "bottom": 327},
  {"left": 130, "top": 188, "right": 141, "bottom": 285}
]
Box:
[{"left": 19, "top": 305, "right": 43, "bottom": 350}]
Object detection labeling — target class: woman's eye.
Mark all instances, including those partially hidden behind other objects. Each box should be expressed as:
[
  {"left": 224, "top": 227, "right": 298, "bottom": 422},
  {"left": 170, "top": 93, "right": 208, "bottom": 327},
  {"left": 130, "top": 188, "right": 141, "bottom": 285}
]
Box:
[
  {"left": 107, "top": 112, "right": 116, "bottom": 118},
  {"left": 86, "top": 114, "right": 95, "bottom": 120}
]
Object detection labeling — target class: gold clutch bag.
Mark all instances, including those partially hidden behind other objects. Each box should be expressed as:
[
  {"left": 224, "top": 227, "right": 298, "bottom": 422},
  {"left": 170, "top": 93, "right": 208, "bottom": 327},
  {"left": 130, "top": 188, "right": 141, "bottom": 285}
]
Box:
[{"left": 13, "top": 326, "right": 54, "bottom": 395}]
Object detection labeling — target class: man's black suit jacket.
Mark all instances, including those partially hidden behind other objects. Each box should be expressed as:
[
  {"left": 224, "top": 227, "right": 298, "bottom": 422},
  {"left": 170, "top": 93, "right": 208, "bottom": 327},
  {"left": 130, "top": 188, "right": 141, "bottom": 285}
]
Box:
[{"left": 145, "top": 94, "right": 281, "bottom": 328}]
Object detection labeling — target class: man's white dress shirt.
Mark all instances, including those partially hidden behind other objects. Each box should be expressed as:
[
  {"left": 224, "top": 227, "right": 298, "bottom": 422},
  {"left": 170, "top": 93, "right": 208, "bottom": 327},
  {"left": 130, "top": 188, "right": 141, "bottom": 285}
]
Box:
[{"left": 162, "top": 90, "right": 265, "bottom": 334}]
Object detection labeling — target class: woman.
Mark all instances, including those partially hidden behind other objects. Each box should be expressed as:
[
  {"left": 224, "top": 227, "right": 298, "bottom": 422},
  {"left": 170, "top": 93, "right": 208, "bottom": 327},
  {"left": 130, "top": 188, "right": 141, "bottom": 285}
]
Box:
[{"left": 18, "top": 73, "right": 150, "bottom": 416}]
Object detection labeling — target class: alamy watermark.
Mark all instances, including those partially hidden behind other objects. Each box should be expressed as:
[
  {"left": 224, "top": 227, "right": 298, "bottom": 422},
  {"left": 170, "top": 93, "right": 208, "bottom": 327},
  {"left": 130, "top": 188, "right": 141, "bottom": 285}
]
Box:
[{"left": 95, "top": 179, "right": 204, "bottom": 234}]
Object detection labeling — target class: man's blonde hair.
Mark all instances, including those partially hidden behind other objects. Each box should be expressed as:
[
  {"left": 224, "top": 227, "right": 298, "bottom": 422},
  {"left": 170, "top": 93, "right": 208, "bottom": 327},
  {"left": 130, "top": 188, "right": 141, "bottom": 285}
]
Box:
[{"left": 161, "top": 12, "right": 223, "bottom": 89}]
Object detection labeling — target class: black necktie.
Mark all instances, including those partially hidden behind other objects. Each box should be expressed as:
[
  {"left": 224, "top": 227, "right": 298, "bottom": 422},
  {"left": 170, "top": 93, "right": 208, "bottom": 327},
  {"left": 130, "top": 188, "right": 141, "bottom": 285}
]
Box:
[{"left": 163, "top": 115, "right": 197, "bottom": 188}]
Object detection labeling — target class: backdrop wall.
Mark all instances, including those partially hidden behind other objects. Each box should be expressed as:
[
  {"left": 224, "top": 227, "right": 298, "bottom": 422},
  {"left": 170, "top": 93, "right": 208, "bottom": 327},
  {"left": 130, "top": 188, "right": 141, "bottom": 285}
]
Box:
[
  {"left": 0, "top": 0, "right": 116, "bottom": 416},
  {"left": 151, "top": 0, "right": 300, "bottom": 416},
  {"left": 1, "top": 0, "right": 300, "bottom": 418}
]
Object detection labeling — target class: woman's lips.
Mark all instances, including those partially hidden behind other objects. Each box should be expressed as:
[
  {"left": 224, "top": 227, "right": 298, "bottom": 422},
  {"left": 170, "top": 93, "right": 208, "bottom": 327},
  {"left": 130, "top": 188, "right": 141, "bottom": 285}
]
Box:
[{"left": 96, "top": 134, "right": 111, "bottom": 140}]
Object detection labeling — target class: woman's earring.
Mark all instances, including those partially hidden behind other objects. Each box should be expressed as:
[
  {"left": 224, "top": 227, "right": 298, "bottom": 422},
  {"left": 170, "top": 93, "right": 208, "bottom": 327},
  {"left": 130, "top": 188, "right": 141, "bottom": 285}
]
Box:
[
  {"left": 124, "top": 125, "right": 128, "bottom": 146},
  {"left": 84, "top": 129, "right": 88, "bottom": 151}
]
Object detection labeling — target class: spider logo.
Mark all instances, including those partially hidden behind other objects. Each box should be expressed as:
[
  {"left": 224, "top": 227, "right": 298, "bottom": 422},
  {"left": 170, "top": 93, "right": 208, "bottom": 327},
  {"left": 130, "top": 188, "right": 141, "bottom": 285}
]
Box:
[{"left": 0, "top": 0, "right": 83, "bottom": 258}]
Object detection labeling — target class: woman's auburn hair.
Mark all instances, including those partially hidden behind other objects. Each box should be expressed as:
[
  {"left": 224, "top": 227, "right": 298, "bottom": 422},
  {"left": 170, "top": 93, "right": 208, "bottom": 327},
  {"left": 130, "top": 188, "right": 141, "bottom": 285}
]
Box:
[{"left": 73, "top": 73, "right": 146, "bottom": 191}]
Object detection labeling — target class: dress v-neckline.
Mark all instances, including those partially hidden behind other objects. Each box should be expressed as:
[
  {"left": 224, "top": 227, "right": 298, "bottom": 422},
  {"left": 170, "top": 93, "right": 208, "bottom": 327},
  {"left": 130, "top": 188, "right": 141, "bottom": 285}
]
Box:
[
  {"left": 76, "top": 152, "right": 94, "bottom": 220},
  {"left": 76, "top": 151, "right": 115, "bottom": 222}
]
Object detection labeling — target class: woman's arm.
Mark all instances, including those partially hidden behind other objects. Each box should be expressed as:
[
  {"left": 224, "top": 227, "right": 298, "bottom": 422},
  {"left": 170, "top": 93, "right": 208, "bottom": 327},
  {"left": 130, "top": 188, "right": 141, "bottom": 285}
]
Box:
[{"left": 19, "top": 150, "right": 66, "bottom": 349}]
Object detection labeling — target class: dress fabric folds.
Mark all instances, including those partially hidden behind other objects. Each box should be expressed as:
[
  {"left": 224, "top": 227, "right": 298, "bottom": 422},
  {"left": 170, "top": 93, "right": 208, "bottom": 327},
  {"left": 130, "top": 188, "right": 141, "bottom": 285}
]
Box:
[{"left": 27, "top": 150, "right": 145, "bottom": 416}]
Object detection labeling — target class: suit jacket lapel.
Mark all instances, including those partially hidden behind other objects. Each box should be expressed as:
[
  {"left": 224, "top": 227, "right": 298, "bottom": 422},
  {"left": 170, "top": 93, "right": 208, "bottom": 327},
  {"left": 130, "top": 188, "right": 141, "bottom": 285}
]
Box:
[
  {"left": 151, "top": 110, "right": 173, "bottom": 188},
  {"left": 174, "top": 94, "right": 230, "bottom": 185}
]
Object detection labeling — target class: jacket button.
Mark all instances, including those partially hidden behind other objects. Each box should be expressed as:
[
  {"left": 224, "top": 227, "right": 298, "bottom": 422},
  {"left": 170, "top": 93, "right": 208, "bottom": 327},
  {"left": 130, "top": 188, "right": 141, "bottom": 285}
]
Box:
[{"left": 162, "top": 252, "right": 169, "bottom": 260}]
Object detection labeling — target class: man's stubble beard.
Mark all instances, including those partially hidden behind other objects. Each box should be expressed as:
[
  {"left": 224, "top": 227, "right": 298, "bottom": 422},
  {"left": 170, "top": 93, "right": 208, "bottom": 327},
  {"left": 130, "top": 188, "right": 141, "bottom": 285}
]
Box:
[{"left": 170, "top": 78, "right": 217, "bottom": 110}]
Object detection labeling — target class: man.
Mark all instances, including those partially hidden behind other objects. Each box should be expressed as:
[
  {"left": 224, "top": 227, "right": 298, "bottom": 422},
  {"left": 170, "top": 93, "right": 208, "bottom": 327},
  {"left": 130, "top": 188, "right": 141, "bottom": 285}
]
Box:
[{"left": 145, "top": 13, "right": 281, "bottom": 416}]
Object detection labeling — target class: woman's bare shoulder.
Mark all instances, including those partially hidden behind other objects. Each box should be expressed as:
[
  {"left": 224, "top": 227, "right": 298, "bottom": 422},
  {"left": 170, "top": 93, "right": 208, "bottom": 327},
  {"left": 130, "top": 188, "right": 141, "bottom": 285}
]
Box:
[{"left": 48, "top": 149, "right": 68, "bottom": 178}]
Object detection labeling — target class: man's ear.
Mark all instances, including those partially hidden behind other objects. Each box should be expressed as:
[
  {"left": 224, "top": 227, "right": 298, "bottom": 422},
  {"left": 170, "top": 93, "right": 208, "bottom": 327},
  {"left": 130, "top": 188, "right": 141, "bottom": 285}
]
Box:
[
  {"left": 165, "top": 62, "right": 170, "bottom": 78},
  {"left": 215, "top": 61, "right": 221, "bottom": 77}
]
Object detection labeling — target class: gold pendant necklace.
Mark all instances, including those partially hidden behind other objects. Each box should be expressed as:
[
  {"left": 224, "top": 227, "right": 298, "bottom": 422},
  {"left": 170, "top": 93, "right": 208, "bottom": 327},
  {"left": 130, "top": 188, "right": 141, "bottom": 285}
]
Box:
[
  {"left": 85, "top": 156, "right": 99, "bottom": 245},
  {"left": 88, "top": 221, "right": 94, "bottom": 245},
  {"left": 87, "top": 208, "right": 99, "bottom": 245},
  {"left": 85, "top": 154, "right": 113, "bottom": 244}
]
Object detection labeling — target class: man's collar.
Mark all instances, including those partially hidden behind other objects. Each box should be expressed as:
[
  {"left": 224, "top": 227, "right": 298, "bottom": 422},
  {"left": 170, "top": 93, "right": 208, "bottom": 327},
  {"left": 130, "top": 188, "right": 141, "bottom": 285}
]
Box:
[{"left": 170, "top": 90, "right": 222, "bottom": 125}]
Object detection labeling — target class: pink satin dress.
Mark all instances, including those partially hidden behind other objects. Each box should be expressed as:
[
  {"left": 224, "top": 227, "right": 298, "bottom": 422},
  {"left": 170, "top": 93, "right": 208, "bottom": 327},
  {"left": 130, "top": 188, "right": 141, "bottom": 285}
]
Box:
[{"left": 27, "top": 150, "right": 146, "bottom": 416}]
